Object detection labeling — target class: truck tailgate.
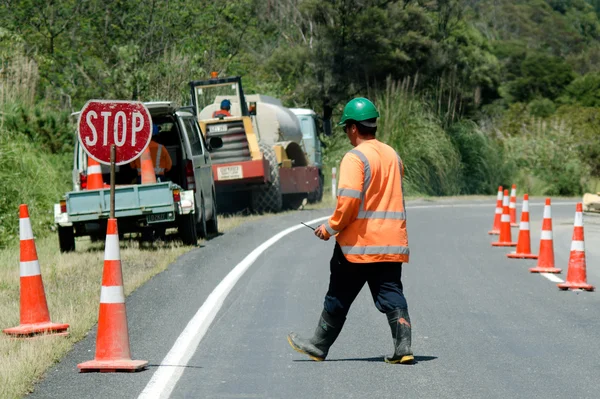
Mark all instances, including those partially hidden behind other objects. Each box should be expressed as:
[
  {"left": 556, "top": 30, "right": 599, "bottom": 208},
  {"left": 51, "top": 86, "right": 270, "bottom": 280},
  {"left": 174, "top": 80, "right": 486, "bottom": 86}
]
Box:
[{"left": 66, "top": 182, "right": 176, "bottom": 222}]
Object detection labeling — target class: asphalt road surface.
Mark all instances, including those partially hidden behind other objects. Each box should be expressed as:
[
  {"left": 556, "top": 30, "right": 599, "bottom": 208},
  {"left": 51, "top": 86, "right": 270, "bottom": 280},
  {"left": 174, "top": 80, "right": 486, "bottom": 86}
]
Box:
[{"left": 29, "top": 198, "right": 600, "bottom": 399}]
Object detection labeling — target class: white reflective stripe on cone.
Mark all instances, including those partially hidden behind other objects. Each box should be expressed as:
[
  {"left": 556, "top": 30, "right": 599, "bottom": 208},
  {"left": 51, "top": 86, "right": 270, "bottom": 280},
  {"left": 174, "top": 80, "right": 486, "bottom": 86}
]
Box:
[
  {"left": 104, "top": 234, "right": 120, "bottom": 261},
  {"left": 543, "top": 206, "right": 551, "bottom": 219},
  {"left": 510, "top": 188, "right": 516, "bottom": 197},
  {"left": 541, "top": 230, "right": 553, "bottom": 240},
  {"left": 20, "top": 260, "right": 41, "bottom": 277},
  {"left": 88, "top": 165, "right": 102, "bottom": 174},
  {"left": 501, "top": 215, "right": 510, "bottom": 222},
  {"left": 502, "top": 196, "right": 509, "bottom": 206},
  {"left": 520, "top": 222, "right": 530, "bottom": 230},
  {"left": 19, "top": 218, "right": 34, "bottom": 240},
  {"left": 509, "top": 202, "right": 516, "bottom": 209},
  {"left": 497, "top": 191, "right": 503, "bottom": 200},
  {"left": 495, "top": 208, "right": 502, "bottom": 214},
  {"left": 574, "top": 212, "right": 583, "bottom": 227},
  {"left": 522, "top": 201, "right": 529, "bottom": 212},
  {"left": 100, "top": 286, "right": 125, "bottom": 304},
  {"left": 571, "top": 240, "right": 585, "bottom": 252}
]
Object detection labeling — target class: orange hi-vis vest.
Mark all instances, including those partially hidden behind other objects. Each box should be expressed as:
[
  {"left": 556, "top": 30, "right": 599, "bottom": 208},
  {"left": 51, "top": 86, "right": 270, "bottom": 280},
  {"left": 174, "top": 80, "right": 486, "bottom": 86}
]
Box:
[
  {"left": 324, "top": 139, "right": 409, "bottom": 263},
  {"left": 130, "top": 141, "right": 172, "bottom": 176}
]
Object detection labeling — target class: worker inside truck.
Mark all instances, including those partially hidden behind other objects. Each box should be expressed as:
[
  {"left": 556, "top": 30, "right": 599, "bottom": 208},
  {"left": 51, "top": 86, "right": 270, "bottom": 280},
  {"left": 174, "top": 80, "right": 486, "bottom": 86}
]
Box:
[
  {"left": 83, "top": 117, "right": 189, "bottom": 189},
  {"left": 212, "top": 99, "right": 232, "bottom": 118},
  {"left": 129, "top": 124, "right": 173, "bottom": 183}
]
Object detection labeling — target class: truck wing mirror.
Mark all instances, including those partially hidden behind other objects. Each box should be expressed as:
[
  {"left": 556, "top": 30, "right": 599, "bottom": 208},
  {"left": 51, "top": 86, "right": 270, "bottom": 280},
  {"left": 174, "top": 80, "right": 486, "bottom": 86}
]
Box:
[{"left": 208, "top": 137, "right": 223, "bottom": 150}]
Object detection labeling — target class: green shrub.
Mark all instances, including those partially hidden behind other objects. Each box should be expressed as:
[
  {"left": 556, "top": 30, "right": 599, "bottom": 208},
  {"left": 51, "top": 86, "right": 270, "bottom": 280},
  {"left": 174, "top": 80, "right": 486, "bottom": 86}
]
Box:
[
  {"left": 3, "top": 103, "right": 74, "bottom": 154},
  {"left": 447, "top": 121, "right": 510, "bottom": 194},
  {"left": 0, "top": 131, "right": 71, "bottom": 248},
  {"left": 503, "top": 122, "right": 590, "bottom": 195}
]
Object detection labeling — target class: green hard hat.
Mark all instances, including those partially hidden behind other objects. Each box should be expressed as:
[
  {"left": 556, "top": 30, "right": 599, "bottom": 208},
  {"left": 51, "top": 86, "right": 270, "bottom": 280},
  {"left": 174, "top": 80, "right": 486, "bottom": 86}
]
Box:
[{"left": 337, "top": 97, "right": 380, "bottom": 126}]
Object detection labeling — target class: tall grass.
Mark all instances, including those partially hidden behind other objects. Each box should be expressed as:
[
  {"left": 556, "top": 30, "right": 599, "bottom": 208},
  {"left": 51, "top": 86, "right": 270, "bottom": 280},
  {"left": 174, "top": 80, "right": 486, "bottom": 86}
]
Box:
[
  {"left": 0, "top": 41, "right": 72, "bottom": 248},
  {"left": 377, "top": 80, "right": 463, "bottom": 195},
  {"left": 322, "top": 80, "right": 508, "bottom": 196}
]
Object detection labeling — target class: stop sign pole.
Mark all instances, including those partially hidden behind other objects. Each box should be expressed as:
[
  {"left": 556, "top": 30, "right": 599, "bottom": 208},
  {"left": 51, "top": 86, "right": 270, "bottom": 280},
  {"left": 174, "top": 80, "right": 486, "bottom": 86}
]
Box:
[{"left": 77, "top": 100, "right": 152, "bottom": 218}]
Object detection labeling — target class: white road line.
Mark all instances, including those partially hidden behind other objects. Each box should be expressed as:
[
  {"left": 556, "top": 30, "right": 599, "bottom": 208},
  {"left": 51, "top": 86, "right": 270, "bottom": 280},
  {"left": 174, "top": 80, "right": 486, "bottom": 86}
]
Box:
[
  {"left": 540, "top": 273, "right": 564, "bottom": 283},
  {"left": 138, "top": 215, "right": 329, "bottom": 399},
  {"left": 138, "top": 200, "right": 579, "bottom": 398}
]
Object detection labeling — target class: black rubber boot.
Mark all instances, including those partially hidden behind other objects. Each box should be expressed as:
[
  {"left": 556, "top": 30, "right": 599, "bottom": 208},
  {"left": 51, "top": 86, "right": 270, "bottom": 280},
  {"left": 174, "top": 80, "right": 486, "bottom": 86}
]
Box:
[
  {"left": 287, "top": 309, "right": 346, "bottom": 361},
  {"left": 384, "top": 308, "right": 414, "bottom": 364}
]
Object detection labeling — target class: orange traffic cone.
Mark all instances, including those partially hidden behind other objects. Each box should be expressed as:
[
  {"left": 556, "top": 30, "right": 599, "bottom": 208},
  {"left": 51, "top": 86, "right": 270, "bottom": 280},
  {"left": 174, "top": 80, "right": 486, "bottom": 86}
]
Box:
[
  {"left": 507, "top": 194, "right": 538, "bottom": 259},
  {"left": 558, "top": 203, "right": 594, "bottom": 291},
  {"left": 492, "top": 189, "right": 516, "bottom": 247},
  {"left": 488, "top": 186, "right": 503, "bottom": 235},
  {"left": 509, "top": 184, "right": 518, "bottom": 227},
  {"left": 530, "top": 198, "right": 561, "bottom": 273},
  {"left": 78, "top": 218, "right": 148, "bottom": 372},
  {"left": 140, "top": 147, "right": 156, "bottom": 184},
  {"left": 3, "top": 205, "right": 69, "bottom": 337},
  {"left": 87, "top": 157, "right": 105, "bottom": 190}
]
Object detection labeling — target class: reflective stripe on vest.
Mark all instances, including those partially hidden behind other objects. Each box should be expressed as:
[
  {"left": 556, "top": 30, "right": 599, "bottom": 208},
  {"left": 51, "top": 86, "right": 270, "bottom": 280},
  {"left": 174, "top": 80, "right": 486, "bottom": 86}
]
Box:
[
  {"left": 337, "top": 188, "right": 361, "bottom": 199},
  {"left": 341, "top": 245, "right": 410, "bottom": 255},
  {"left": 396, "top": 153, "right": 407, "bottom": 219},
  {"left": 155, "top": 145, "right": 163, "bottom": 174},
  {"left": 356, "top": 210, "right": 406, "bottom": 220}
]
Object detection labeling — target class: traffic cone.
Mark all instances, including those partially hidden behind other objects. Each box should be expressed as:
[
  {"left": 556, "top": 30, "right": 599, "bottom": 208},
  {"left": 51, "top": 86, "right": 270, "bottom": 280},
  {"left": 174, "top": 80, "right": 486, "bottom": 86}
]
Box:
[
  {"left": 140, "top": 147, "right": 156, "bottom": 184},
  {"left": 529, "top": 198, "right": 561, "bottom": 273},
  {"left": 488, "top": 186, "right": 503, "bottom": 235},
  {"left": 87, "top": 157, "right": 105, "bottom": 190},
  {"left": 492, "top": 189, "right": 517, "bottom": 247},
  {"left": 507, "top": 194, "right": 538, "bottom": 259},
  {"left": 509, "top": 184, "right": 518, "bottom": 227},
  {"left": 3, "top": 205, "right": 69, "bottom": 337},
  {"left": 78, "top": 218, "right": 148, "bottom": 372},
  {"left": 557, "top": 203, "right": 594, "bottom": 291}
]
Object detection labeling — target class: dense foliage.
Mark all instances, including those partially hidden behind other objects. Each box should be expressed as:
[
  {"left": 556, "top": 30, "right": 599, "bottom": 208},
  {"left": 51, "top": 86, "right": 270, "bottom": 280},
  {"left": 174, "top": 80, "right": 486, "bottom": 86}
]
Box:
[{"left": 0, "top": 0, "right": 599, "bottom": 247}]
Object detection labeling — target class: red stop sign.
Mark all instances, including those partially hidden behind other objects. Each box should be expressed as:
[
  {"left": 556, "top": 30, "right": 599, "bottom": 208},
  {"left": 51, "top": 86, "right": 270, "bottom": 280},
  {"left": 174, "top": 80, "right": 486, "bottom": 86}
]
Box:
[{"left": 78, "top": 100, "right": 152, "bottom": 165}]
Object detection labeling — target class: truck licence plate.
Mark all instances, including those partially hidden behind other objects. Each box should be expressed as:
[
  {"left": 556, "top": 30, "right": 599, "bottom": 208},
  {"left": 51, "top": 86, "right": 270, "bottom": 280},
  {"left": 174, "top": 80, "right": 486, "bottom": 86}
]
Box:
[
  {"left": 146, "top": 212, "right": 174, "bottom": 224},
  {"left": 209, "top": 124, "right": 227, "bottom": 133},
  {"left": 217, "top": 165, "right": 243, "bottom": 181}
]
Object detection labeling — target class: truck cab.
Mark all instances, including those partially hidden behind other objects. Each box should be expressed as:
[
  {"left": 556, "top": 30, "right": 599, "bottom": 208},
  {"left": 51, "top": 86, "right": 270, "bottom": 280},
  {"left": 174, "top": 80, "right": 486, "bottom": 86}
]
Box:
[{"left": 55, "top": 102, "right": 222, "bottom": 251}]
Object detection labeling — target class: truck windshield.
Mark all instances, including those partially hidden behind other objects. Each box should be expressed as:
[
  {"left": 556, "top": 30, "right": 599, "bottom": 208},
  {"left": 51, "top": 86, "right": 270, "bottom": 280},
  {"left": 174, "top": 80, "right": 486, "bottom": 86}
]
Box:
[
  {"left": 195, "top": 83, "right": 239, "bottom": 116},
  {"left": 297, "top": 116, "right": 316, "bottom": 139}
]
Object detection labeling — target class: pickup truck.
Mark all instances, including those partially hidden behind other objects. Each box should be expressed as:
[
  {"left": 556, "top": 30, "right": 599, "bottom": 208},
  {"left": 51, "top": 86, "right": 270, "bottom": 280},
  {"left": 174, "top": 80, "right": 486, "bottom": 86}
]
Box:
[{"left": 54, "top": 102, "right": 223, "bottom": 252}]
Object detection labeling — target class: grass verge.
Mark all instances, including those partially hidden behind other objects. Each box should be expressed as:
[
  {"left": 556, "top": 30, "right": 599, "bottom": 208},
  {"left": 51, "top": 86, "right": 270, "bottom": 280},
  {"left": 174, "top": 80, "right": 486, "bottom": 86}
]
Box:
[{"left": 0, "top": 212, "right": 269, "bottom": 399}]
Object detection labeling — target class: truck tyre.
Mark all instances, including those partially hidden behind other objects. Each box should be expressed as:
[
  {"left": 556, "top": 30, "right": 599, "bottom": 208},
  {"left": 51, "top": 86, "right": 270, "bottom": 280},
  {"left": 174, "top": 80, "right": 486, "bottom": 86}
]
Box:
[
  {"left": 307, "top": 171, "right": 324, "bottom": 203},
  {"left": 58, "top": 226, "right": 75, "bottom": 253},
  {"left": 251, "top": 143, "right": 283, "bottom": 213},
  {"left": 206, "top": 189, "right": 219, "bottom": 236},
  {"left": 196, "top": 197, "right": 208, "bottom": 239},
  {"left": 179, "top": 212, "right": 198, "bottom": 246}
]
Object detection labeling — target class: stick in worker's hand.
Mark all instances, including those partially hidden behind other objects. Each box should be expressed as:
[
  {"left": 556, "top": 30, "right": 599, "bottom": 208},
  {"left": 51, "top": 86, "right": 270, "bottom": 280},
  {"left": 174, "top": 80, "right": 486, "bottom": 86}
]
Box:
[{"left": 301, "top": 222, "right": 316, "bottom": 231}]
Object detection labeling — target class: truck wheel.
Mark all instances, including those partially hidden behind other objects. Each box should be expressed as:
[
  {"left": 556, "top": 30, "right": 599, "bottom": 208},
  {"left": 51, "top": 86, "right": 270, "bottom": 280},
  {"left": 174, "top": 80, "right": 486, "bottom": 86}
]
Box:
[
  {"left": 307, "top": 172, "right": 324, "bottom": 204},
  {"left": 206, "top": 189, "right": 219, "bottom": 236},
  {"left": 196, "top": 197, "right": 208, "bottom": 239},
  {"left": 58, "top": 226, "right": 75, "bottom": 253},
  {"left": 251, "top": 143, "right": 283, "bottom": 213},
  {"left": 179, "top": 213, "right": 198, "bottom": 246},
  {"left": 283, "top": 194, "right": 307, "bottom": 210}
]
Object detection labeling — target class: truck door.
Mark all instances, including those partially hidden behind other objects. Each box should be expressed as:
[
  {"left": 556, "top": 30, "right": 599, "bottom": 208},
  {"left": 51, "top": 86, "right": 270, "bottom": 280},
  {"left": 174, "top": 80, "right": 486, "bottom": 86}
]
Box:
[{"left": 180, "top": 116, "right": 213, "bottom": 210}]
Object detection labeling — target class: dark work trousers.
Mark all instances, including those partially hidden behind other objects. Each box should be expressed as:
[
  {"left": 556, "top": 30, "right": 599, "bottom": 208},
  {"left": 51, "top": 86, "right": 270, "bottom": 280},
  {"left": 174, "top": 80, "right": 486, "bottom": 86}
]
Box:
[{"left": 324, "top": 243, "right": 408, "bottom": 317}]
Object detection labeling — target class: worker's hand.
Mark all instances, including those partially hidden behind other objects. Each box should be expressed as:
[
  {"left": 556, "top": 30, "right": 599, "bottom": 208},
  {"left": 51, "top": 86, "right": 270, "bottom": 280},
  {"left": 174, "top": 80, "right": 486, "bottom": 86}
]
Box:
[{"left": 315, "top": 224, "right": 330, "bottom": 241}]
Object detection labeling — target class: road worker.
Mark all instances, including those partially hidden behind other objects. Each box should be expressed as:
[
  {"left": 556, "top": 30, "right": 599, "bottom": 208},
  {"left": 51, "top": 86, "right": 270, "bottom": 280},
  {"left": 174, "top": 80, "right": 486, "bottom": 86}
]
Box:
[
  {"left": 130, "top": 124, "right": 173, "bottom": 183},
  {"left": 287, "top": 97, "right": 413, "bottom": 364},
  {"left": 213, "top": 99, "right": 232, "bottom": 118}
]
